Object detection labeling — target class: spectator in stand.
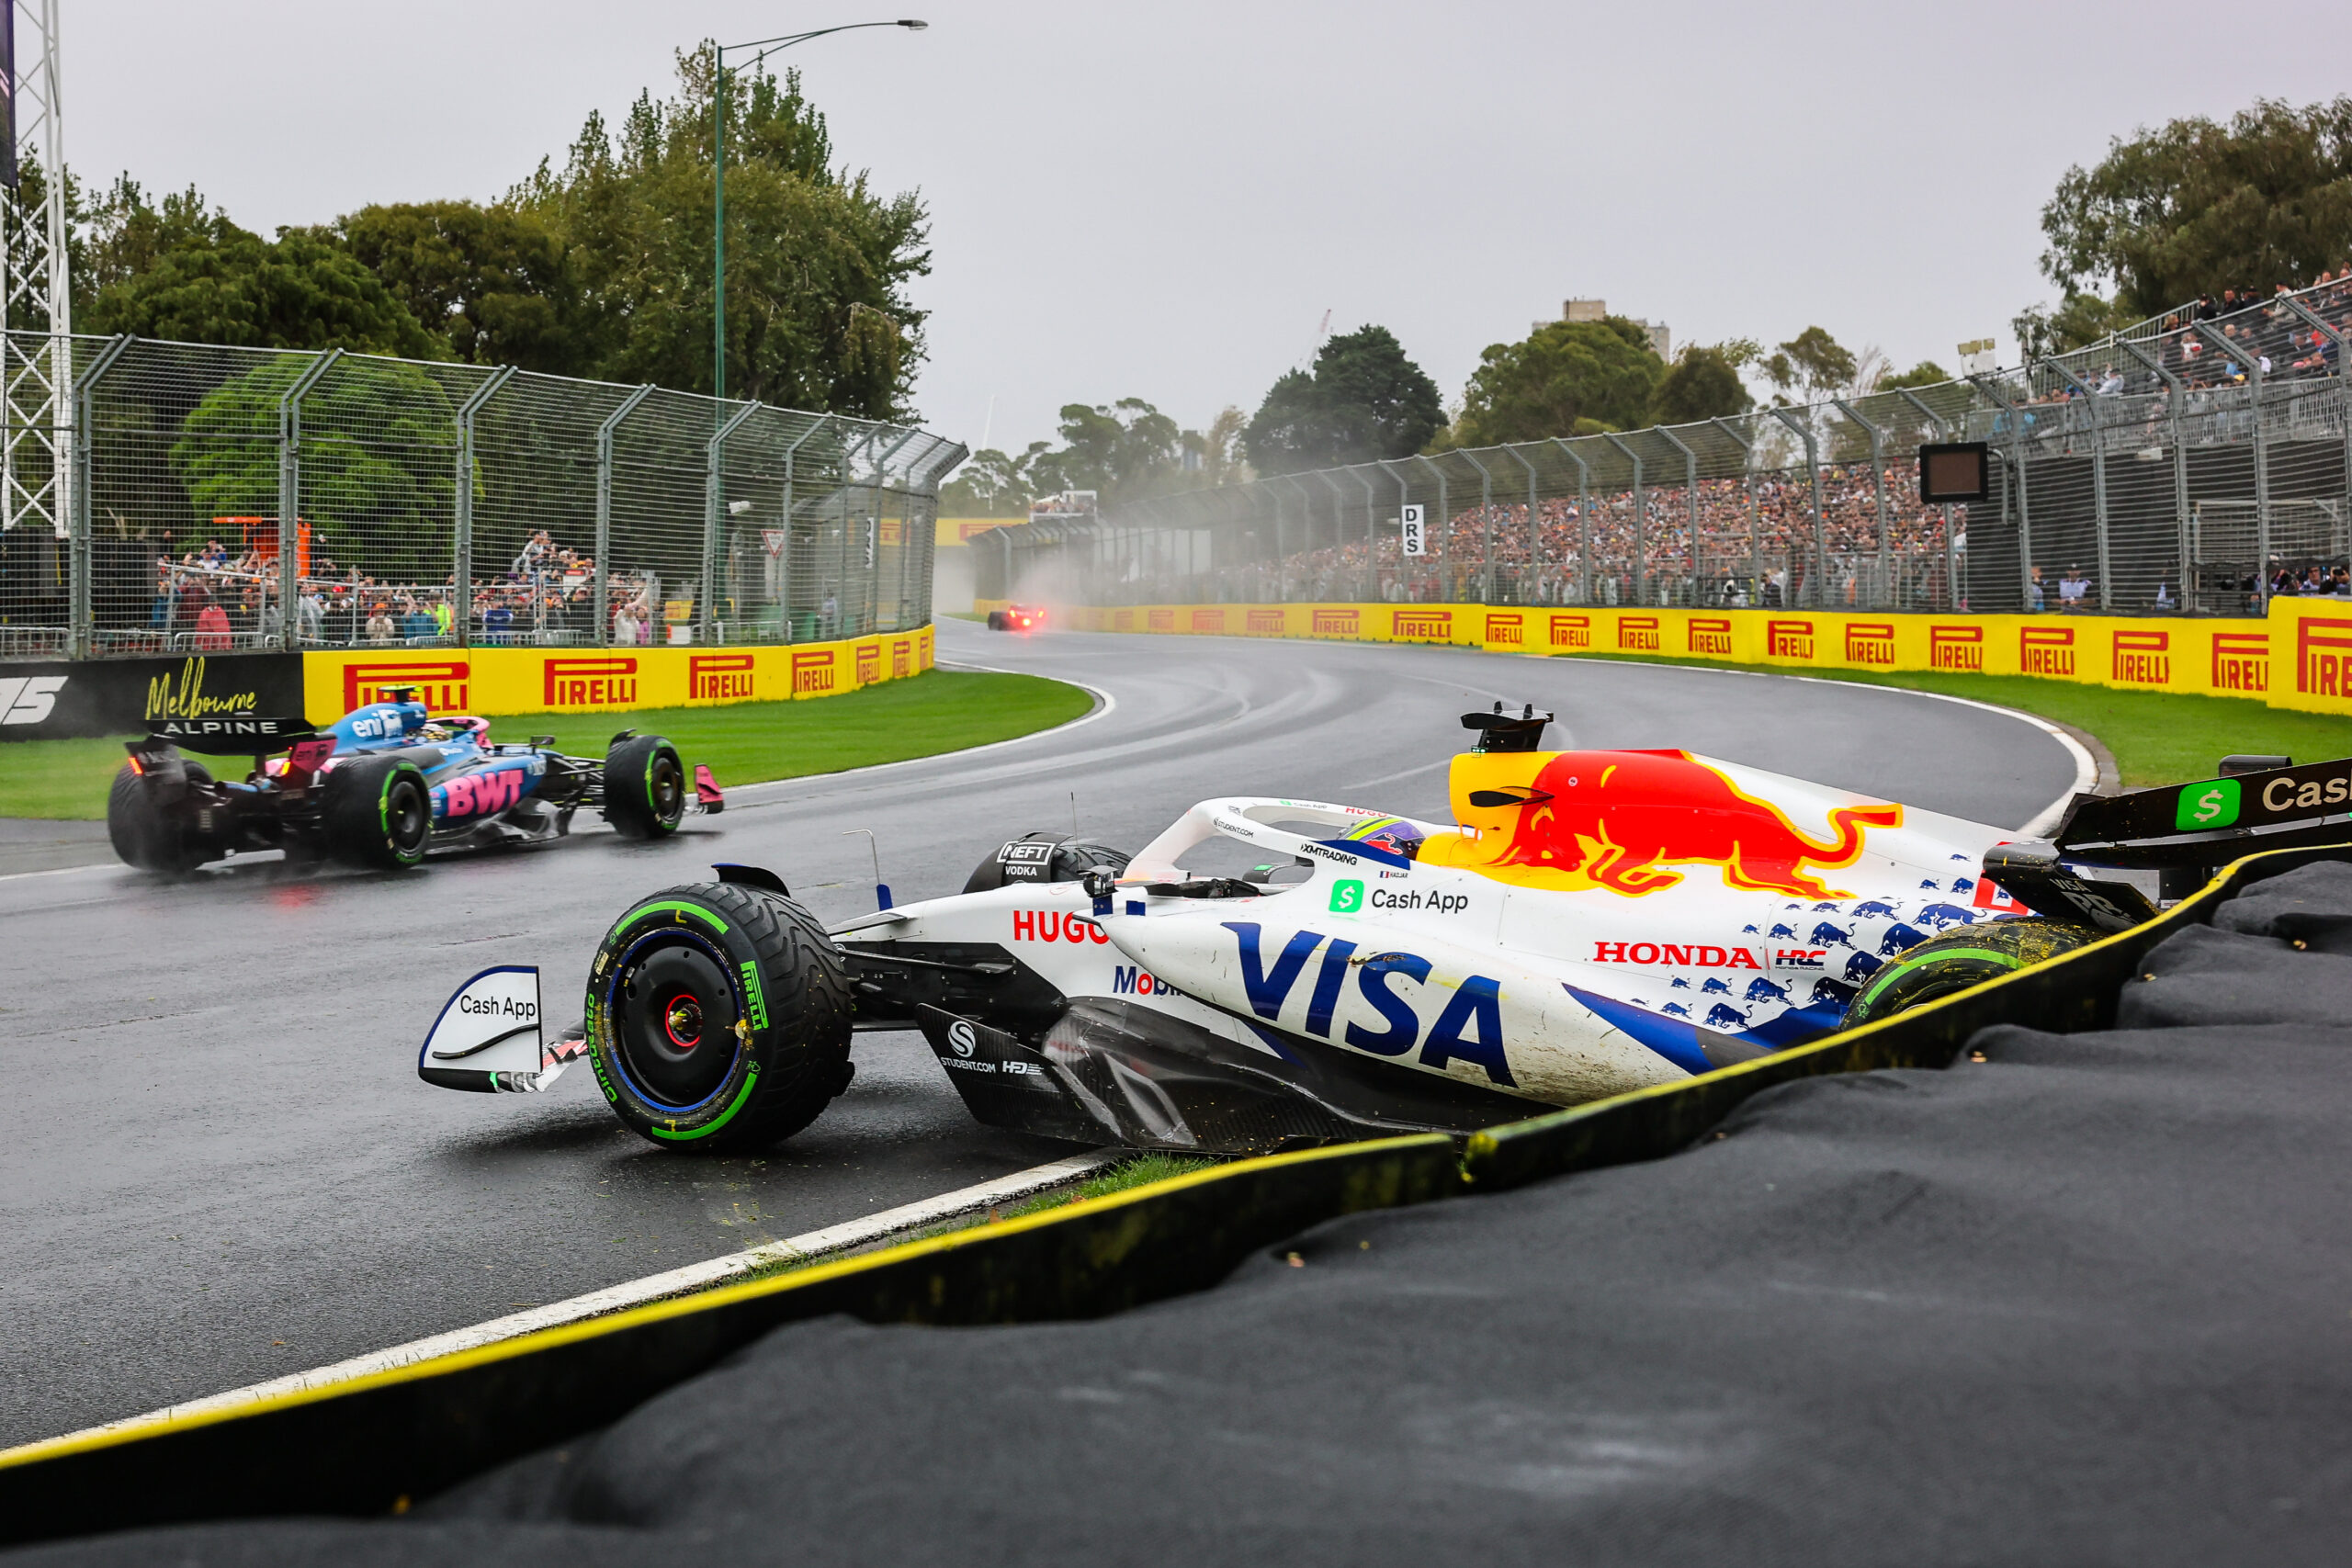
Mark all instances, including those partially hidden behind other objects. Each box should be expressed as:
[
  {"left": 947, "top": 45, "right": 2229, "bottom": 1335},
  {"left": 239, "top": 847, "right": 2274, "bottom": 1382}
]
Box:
[
  {"left": 2057, "top": 566, "right": 2090, "bottom": 609},
  {"left": 401, "top": 599, "right": 436, "bottom": 641},
  {"left": 613, "top": 600, "right": 642, "bottom": 647},
  {"left": 366, "top": 604, "right": 397, "bottom": 644},
  {"left": 2029, "top": 566, "right": 2046, "bottom": 612},
  {"left": 192, "top": 599, "right": 232, "bottom": 650}
]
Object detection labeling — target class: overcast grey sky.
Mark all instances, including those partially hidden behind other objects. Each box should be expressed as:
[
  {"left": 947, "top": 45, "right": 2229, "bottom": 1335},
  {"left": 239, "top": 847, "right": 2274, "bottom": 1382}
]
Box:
[{"left": 68, "top": 0, "right": 2352, "bottom": 456}]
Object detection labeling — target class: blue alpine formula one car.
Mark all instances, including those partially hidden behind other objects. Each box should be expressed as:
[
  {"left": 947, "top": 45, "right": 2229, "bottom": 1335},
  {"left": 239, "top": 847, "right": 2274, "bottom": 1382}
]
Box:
[{"left": 107, "top": 687, "right": 721, "bottom": 874}]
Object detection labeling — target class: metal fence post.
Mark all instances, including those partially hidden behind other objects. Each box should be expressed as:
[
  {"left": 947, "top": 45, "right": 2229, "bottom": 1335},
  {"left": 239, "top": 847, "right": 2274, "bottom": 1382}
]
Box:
[
  {"left": 1893, "top": 389, "right": 1958, "bottom": 610},
  {"left": 866, "top": 429, "right": 918, "bottom": 633},
  {"left": 2283, "top": 299, "right": 2351, "bottom": 575},
  {"left": 776, "top": 414, "right": 829, "bottom": 641},
  {"left": 1275, "top": 475, "right": 1313, "bottom": 601},
  {"left": 2115, "top": 338, "right": 2190, "bottom": 610},
  {"left": 1312, "top": 470, "right": 1353, "bottom": 599},
  {"left": 1765, "top": 410, "right": 1826, "bottom": 609},
  {"left": 703, "top": 400, "right": 760, "bottom": 645},
  {"left": 1548, "top": 439, "right": 1590, "bottom": 604},
  {"left": 1375, "top": 460, "right": 1415, "bottom": 597},
  {"left": 1601, "top": 434, "right": 1645, "bottom": 607},
  {"left": 1707, "top": 418, "right": 1758, "bottom": 605},
  {"left": 1968, "top": 375, "right": 2034, "bottom": 614},
  {"left": 1503, "top": 445, "right": 1540, "bottom": 603},
  {"left": 2249, "top": 360, "right": 2271, "bottom": 611},
  {"left": 1654, "top": 426, "right": 1699, "bottom": 607},
  {"left": 1457, "top": 449, "right": 1496, "bottom": 604},
  {"left": 1830, "top": 400, "right": 1891, "bottom": 609},
  {"left": 2041, "top": 365, "right": 2113, "bottom": 609},
  {"left": 1351, "top": 467, "right": 1379, "bottom": 602},
  {"left": 1412, "top": 456, "right": 1448, "bottom": 599},
  {"left": 450, "top": 364, "right": 516, "bottom": 649},
  {"left": 66, "top": 333, "right": 132, "bottom": 658},
  {"left": 593, "top": 383, "right": 655, "bottom": 649},
  {"left": 277, "top": 349, "right": 342, "bottom": 652}
]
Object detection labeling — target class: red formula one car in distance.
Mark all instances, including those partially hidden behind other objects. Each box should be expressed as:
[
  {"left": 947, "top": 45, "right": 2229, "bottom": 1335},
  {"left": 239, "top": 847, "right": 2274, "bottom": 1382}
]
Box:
[{"left": 985, "top": 604, "right": 1046, "bottom": 633}]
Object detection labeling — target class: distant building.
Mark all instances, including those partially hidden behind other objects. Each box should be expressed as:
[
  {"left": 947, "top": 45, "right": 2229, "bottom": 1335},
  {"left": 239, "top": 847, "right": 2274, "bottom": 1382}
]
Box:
[{"left": 1533, "top": 298, "right": 1671, "bottom": 361}]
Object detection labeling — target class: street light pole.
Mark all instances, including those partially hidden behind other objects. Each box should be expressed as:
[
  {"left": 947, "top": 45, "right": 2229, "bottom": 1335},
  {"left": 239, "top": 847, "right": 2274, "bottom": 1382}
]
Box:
[{"left": 713, "top": 19, "right": 926, "bottom": 405}]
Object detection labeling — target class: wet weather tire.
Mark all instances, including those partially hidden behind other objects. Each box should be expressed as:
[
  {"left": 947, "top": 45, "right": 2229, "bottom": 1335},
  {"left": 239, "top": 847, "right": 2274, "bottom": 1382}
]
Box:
[
  {"left": 107, "top": 758, "right": 214, "bottom": 874},
  {"left": 604, "top": 735, "right": 686, "bottom": 840},
  {"left": 586, "top": 882, "right": 854, "bottom": 1153},
  {"left": 318, "top": 754, "right": 432, "bottom": 870},
  {"left": 1842, "top": 917, "right": 2100, "bottom": 1029}
]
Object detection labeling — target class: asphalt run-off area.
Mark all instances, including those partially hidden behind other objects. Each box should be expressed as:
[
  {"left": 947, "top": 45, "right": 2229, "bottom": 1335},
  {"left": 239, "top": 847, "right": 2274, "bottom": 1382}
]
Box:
[{"left": 0, "top": 618, "right": 2081, "bottom": 1449}]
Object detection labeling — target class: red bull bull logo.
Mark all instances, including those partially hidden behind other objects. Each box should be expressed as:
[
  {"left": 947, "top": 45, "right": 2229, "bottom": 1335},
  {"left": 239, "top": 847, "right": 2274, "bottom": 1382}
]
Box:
[{"left": 1492, "top": 750, "right": 1903, "bottom": 898}]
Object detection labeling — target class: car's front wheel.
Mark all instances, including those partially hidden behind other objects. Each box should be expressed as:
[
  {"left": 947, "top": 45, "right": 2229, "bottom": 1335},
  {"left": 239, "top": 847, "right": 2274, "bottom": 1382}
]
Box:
[
  {"left": 604, "top": 735, "right": 686, "bottom": 840},
  {"left": 585, "top": 882, "right": 854, "bottom": 1152},
  {"left": 1841, "top": 917, "right": 2100, "bottom": 1029}
]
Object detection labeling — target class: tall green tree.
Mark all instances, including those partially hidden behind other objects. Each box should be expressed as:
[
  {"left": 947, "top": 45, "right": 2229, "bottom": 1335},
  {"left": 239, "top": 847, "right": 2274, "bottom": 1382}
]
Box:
[
  {"left": 334, "top": 200, "right": 578, "bottom": 374},
  {"left": 84, "top": 228, "right": 443, "bottom": 358},
  {"left": 1453, "top": 316, "right": 1662, "bottom": 446},
  {"left": 1039, "top": 399, "right": 1182, "bottom": 502},
  {"left": 509, "top": 50, "right": 930, "bottom": 418},
  {"left": 2039, "top": 96, "right": 2352, "bottom": 317},
  {"left": 1761, "top": 325, "right": 1858, "bottom": 401},
  {"left": 1648, "top": 344, "right": 1752, "bottom": 424},
  {"left": 1243, "top": 324, "right": 1442, "bottom": 475}
]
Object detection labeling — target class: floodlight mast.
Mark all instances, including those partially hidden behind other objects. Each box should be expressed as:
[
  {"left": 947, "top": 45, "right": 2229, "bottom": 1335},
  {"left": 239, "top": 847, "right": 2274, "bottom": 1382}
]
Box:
[{"left": 1, "top": 0, "right": 73, "bottom": 550}]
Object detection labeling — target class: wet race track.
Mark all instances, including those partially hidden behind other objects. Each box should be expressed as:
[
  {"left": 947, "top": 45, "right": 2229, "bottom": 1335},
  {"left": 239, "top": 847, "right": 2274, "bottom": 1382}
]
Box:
[{"left": 0, "top": 621, "right": 2083, "bottom": 1447}]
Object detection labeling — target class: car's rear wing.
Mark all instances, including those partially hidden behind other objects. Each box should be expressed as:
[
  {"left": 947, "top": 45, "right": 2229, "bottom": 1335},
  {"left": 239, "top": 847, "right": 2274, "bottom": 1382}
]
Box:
[
  {"left": 141, "top": 716, "right": 316, "bottom": 753},
  {"left": 1986, "top": 754, "right": 2352, "bottom": 932}
]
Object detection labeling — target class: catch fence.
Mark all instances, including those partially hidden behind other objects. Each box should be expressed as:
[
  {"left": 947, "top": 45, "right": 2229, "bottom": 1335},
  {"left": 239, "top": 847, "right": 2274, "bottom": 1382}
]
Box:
[
  {"left": 0, "top": 332, "right": 963, "bottom": 660},
  {"left": 979, "top": 279, "right": 2352, "bottom": 619}
]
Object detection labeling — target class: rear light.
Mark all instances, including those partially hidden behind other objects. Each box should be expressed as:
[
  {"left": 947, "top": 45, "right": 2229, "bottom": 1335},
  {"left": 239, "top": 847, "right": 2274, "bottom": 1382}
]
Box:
[{"left": 126, "top": 753, "right": 145, "bottom": 776}]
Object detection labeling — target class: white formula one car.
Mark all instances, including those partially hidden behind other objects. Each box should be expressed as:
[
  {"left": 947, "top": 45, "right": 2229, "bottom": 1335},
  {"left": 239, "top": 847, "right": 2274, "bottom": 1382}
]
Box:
[{"left": 420, "top": 708, "right": 2325, "bottom": 1156}]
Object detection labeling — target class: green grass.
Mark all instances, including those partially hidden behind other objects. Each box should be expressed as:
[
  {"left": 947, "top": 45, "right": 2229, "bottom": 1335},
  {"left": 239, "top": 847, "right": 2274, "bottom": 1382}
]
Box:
[
  {"left": 0, "top": 668, "right": 1093, "bottom": 820},
  {"left": 1561, "top": 650, "right": 2352, "bottom": 788}
]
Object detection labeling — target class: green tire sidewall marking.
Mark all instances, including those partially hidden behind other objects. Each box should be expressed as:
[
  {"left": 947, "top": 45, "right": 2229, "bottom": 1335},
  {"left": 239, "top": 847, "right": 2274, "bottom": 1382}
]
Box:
[
  {"left": 617, "top": 899, "right": 730, "bottom": 936},
  {"left": 650, "top": 1063, "right": 760, "bottom": 1140},
  {"left": 1855, "top": 944, "right": 2021, "bottom": 1011},
  {"left": 381, "top": 765, "right": 423, "bottom": 863},
  {"left": 740, "top": 959, "right": 770, "bottom": 1031}
]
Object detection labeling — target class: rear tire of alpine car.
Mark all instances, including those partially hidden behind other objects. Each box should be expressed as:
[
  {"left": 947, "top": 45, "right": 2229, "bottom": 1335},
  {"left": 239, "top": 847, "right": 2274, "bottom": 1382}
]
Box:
[
  {"left": 986, "top": 611, "right": 1005, "bottom": 630},
  {"left": 604, "top": 735, "right": 686, "bottom": 840},
  {"left": 1840, "top": 917, "right": 2101, "bottom": 1029},
  {"left": 318, "top": 754, "right": 432, "bottom": 870},
  {"left": 107, "top": 758, "right": 214, "bottom": 874},
  {"left": 586, "top": 883, "right": 854, "bottom": 1152}
]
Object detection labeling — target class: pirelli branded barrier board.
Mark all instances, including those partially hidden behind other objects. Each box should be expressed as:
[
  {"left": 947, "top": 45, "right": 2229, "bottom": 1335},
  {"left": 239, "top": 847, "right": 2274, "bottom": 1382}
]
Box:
[
  {"left": 1041, "top": 599, "right": 2352, "bottom": 719},
  {"left": 302, "top": 626, "right": 934, "bottom": 722}
]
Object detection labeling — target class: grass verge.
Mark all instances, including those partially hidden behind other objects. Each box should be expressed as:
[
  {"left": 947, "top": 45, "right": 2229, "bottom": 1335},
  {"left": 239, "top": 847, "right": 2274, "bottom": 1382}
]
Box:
[
  {"left": 1562, "top": 651, "right": 2352, "bottom": 787},
  {"left": 0, "top": 668, "right": 1092, "bottom": 821}
]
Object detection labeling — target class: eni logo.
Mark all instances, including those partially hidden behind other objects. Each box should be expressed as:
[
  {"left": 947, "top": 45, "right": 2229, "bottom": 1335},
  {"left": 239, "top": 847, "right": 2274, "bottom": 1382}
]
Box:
[
  {"left": 1329, "top": 879, "right": 1364, "bottom": 913},
  {"left": 948, "top": 1020, "right": 978, "bottom": 1057},
  {"left": 2175, "top": 778, "right": 2240, "bottom": 830}
]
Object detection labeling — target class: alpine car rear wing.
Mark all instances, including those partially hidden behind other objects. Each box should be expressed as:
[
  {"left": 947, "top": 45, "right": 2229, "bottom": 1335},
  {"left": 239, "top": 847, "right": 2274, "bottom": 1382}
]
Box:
[
  {"left": 1985, "top": 753, "right": 2352, "bottom": 932},
  {"left": 141, "top": 716, "right": 317, "bottom": 753}
]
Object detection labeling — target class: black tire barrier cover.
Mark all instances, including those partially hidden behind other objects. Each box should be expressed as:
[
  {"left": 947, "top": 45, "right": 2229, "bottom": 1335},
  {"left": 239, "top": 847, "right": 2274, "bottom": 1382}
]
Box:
[
  {"left": 105, "top": 758, "right": 213, "bottom": 874},
  {"left": 1840, "top": 917, "right": 2100, "bottom": 1029},
  {"left": 318, "top": 755, "right": 431, "bottom": 870},
  {"left": 961, "top": 831, "right": 1132, "bottom": 894},
  {"left": 604, "top": 735, "right": 686, "bottom": 840},
  {"left": 586, "top": 882, "right": 853, "bottom": 1153}
]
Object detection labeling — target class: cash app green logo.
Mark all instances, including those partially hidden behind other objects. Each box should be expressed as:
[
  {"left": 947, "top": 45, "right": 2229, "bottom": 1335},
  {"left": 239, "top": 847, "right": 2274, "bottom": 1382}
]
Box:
[
  {"left": 1329, "top": 879, "right": 1364, "bottom": 913},
  {"left": 2176, "top": 777, "right": 2241, "bottom": 830}
]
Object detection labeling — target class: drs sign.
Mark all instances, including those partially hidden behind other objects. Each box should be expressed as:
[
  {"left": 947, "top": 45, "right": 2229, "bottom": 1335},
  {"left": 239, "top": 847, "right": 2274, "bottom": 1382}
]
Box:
[{"left": 1400, "top": 504, "right": 1426, "bottom": 558}]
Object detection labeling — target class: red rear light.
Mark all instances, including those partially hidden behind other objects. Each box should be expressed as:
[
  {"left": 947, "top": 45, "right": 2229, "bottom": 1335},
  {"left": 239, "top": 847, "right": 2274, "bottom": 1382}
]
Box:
[{"left": 127, "top": 754, "right": 145, "bottom": 776}]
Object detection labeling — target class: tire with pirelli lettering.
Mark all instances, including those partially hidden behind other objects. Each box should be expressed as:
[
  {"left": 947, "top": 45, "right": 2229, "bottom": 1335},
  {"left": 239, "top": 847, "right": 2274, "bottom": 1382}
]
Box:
[
  {"left": 1839, "top": 917, "right": 2099, "bottom": 1030},
  {"left": 585, "top": 882, "right": 854, "bottom": 1152}
]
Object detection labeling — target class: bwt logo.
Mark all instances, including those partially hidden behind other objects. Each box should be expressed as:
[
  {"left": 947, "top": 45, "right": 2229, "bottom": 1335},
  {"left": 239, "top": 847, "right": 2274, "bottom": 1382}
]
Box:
[
  {"left": 2295, "top": 617, "right": 2352, "bottom": 698},
  {"left": 892, "top": 638, "right": 912, "bottom": 678},
  {"left": 1393, "top": 610, "right": 1452, "bottom": 639},
  {"left": 1148, "top": 609, "right": 1175, "bottom": 631},
  {"left": 1688, "top": 617, "right": 1732, "bottom": 655},
  {"left": 544, "top": 657, "right": 638, "bottom": 707},
  {"left": 689, "top": 653, "right": 755, "bottom": 701},
  {"left": 1768, "top": 619, "right": 1814, "bottom": 659},
  {"left": 2110, "top": 629, "right": 2171, "bottom": 686},
  {"left": 344, "top": 660, "right": 469, "bottom": 713},
  {"left": 1192, "top": 608, "right": 1226, "bottom": 633},
  {"left": 854, "top": 643, "right": 881, "bottom": 684},
  {"left": 791, "top": 650, "right": 835, "bottom": 694},
  {"left": 1312, "top": 608, "right": 1359, "bottom": 636},
  {"left": 1548, "top": 613, "right": 1590, "bottom": 649},
  {"left": 1845, "top": 622, "right": 1895, "bottom": 666},
  {"left": 2211, "top": 631, "right": 2268, "bottom": 694},
  {"left": 1485, "top": 612, "right": 1523, "bottom": 646},
  {"left": 1247, "top": 608, "right": 1284, "bottom": 635},
  {"left": 2020, "top": 626, "right": 2075, "bottom": 676},
  {"left": 1618, "top": 615, "right": 1660, "bottom": 651},
  {"left": 435, "top": 768, "right": 526, "bottom": 820},
  {"left": 1929, "top": 625, "right": 1984, "bottom": 671}
]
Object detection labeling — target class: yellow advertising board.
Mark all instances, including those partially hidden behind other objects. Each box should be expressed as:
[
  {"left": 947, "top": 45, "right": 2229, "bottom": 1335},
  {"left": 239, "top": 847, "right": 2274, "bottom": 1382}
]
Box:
[
  {"left": 937, "top": 517, "right": 1026, "bottom": 548},
  {"left": 1064, "top": 600, "right": 2352, "bottom": 719},
  {"left": 301, "top": 626, "right": 934, "bottom": 721}
]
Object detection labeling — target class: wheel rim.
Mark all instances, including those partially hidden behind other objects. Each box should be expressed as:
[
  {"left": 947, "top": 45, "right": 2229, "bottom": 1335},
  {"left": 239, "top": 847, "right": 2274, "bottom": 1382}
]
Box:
[
  {"left": 615, "top": 940, "right": 739, "bottom": 1109},
  {"left": 649, "top": 753, "right": 684, "bottom": 823},
  {"left": 386, "top": 775, "right": 430, "bottom": 857}
]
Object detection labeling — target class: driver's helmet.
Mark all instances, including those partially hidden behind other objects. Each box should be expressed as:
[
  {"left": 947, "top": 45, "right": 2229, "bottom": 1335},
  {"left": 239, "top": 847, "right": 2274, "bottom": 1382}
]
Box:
[{"left": 1343, "top": 815, "right": 1425, "bottom": 861}]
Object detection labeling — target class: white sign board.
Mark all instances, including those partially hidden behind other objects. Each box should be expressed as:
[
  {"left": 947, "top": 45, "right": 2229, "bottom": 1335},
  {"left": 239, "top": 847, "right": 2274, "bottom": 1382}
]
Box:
[{"left": 1400, "top": 504, "right": 1426, "bottom": 558}]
